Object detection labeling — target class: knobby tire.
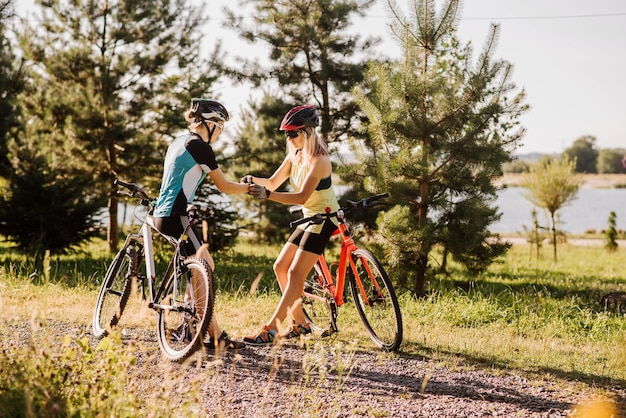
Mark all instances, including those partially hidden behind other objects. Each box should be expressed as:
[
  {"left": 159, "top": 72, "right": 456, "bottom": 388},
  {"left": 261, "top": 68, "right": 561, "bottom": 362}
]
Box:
[
  {"left": 92, "top": 244, "right": 138, "bottom": 338},
  {"left": 302, "top": 261, "right": 335, "bottom": 332},
  {"left": 348, "top": 249, "right": 403, "bottom": 351},
  {"left": 156, "top": 257, "right": 215, "bottom": 362}
]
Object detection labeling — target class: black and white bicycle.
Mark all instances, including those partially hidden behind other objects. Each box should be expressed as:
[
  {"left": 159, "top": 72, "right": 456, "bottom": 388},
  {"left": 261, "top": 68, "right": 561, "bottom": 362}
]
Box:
[{"left": 92, "top": 179, "right": 214, "bottom": 362}]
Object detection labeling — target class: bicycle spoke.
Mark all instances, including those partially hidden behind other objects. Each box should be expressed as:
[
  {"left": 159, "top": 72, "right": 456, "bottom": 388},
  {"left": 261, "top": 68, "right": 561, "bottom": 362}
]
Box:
[
  {"left": 157, "top": 257, "right": 214, "bottom": 362},
  {"left": 349, "top": 249, "right": 403, "bottom": 351},
  {"left": 92, "top": 245, "right": 136, "bottom": 338},
  {"left": 302, "top": 261, "right": 337, "bottom": 334}
]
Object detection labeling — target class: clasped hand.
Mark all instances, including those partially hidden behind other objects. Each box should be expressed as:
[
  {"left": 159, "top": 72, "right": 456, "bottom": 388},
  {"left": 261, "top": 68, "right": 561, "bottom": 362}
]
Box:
[
  {"left": 241, "top": 175, "right": 270, "bottom": 199},
  {"left": 248, "top": 184, "right": 269, "bottom": 199}
]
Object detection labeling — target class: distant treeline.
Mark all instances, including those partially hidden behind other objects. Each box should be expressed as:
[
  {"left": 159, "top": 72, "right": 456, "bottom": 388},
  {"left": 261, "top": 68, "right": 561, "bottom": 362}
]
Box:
[{"left": 504, "top": 135, "right": 626, "bottom": 174}]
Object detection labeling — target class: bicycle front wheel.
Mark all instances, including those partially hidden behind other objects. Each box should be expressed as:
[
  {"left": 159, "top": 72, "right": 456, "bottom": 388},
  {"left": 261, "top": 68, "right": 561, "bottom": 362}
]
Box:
[
  {"left": 302, "top": 261, "right": 336, "bottom": 333},
  {"left": 92, "top": 244, "right": 138, "bottom": 338},
  {"left": 157, "top": 257, "right": 214, "bottom": 362},
  {"left": 348, "top": 249, "right": 403, "bottom": 351}
]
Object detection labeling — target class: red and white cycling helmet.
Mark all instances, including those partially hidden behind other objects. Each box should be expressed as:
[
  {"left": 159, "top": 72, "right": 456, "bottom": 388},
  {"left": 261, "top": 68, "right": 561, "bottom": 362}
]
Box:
[{"left": 279, "top": 105, "right": 319, "bottom": 131}]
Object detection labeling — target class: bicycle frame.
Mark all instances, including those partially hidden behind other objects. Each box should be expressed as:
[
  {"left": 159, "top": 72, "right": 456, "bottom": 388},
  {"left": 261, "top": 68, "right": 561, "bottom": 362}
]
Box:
[
  {"left": 306, "top": 210, "right": 383, "bottom": 308},
  {"left": 314, "top": 213, "right": 355, "bottom": 307},
  {"left": 93, "top": 179, "right": 217, "bottom": 360},
  {"left": 121, "top": 219, "right": 171, "bottom": 309},
  {"left": 119, "top": 205, "right": 196, "bottom": 313},
  {"left": 293, "top": 192, "right": 403, "bottom": 350}
]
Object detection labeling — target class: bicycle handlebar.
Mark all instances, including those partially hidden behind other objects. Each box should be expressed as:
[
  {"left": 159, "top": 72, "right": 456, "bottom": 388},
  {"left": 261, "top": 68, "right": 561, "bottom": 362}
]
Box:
[
  {"left": 114, "top": 179, "right": 210, "bottom": 220},
  {"left": 289, "top": 192, "right": 389, "bottom": 228},
  {"left": 114, "top": 179, "right": 153, "bottom": 206}
]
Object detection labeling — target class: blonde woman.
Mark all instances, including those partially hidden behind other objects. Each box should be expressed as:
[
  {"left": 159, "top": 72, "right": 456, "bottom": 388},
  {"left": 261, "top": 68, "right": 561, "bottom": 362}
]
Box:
[{"left": 242, "top": 105, "right": 340, "bottom": 345}]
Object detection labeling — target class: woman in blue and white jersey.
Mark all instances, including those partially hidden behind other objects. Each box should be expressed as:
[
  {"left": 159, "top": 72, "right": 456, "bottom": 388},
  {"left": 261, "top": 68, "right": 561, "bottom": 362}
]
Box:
[{"left": 153, "top": 98, "right": 249, "bottom": 350}]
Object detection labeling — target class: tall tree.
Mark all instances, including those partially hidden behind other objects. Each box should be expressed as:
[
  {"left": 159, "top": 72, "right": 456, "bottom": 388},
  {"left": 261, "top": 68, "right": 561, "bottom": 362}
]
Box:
[
  {"left": 351, "top": 0, "right": 527, "bottom": 295},
  {"left": 0, "top": 0, "right": 25, "bottom": 177},
  {"left": 224, "top": 0, "right": 379, "bottom": 143},
  {"left": 0, "top": 138, "right": 104, "bottom": 255},
  {"left": 562, "top": 135, "right": 598, "bottom": 174},
  {"left": 520, "top": 157, "right": 582, "bottom": 262},
  {"left": 597, "top": 148, "right": 626, "bottom": 174},
  {"left": 17, "top": 0, "right": 222, "bottom": 253}
]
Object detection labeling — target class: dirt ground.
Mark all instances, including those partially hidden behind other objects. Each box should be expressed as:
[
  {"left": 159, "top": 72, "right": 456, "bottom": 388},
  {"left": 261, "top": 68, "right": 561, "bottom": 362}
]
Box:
[{"left": 3, "top": 319, "right": 624, "bottom": 417}]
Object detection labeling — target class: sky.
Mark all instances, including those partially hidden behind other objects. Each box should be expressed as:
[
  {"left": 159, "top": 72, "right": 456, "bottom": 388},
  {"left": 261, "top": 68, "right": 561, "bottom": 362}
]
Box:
[{"left": 15, "top": 0, "right": 626, "bottom": 155}]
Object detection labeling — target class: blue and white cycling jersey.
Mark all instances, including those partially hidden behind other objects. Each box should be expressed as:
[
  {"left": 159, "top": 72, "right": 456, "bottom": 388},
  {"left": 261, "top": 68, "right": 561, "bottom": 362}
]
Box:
[{"left": 153, "top": 132, "right": 218, "bottom": 217}]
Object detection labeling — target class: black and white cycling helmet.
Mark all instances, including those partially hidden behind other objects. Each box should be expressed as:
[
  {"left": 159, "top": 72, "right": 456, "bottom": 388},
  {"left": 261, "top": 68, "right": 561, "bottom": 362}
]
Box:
[
  {"left": 279, "top": 105, "right": 319, "bottom": 131},
  {"left": 190, "top": 98, "right": 229, "bottom": 124}
]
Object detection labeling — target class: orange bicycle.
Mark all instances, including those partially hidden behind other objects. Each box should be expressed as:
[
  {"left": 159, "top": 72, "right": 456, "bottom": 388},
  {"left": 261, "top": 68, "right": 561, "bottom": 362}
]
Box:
[{"left": 292, "top": 193, "right": 403, "bottom": 351}]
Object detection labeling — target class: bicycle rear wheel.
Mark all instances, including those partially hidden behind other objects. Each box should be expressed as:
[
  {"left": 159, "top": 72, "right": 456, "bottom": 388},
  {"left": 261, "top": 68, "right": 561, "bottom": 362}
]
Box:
[
  {"left": 92, "top": 244, "right": 139, "bottom": 338},
  {"left": 157, "top": 257, "right": 214, "bottom": 362},
  {"left": 302, "top": 261, "right": 336, "bottom": 334},
  {"left": 348, "top": 249, "right": 403, "bottom": 351}
]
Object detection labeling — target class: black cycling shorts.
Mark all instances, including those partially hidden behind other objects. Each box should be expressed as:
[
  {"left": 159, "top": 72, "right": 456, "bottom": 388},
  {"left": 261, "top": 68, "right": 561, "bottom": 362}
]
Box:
[
  {"left": 287, "top": 219, "right": 338, "bottom": 255},
  {"left": 152, "top": 215, "right": 201, "bottom": 256}
]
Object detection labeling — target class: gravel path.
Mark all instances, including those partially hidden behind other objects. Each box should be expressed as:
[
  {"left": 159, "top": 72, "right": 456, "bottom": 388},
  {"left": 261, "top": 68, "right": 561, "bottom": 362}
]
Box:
[{"left": 3, "top": 319, "right": 624, "bottom": 417}]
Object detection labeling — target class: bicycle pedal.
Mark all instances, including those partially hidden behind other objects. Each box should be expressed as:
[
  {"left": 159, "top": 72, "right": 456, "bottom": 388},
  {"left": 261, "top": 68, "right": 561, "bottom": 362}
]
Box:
[{"left": 320, "top": 328, "right": 336, "bottom": 338}]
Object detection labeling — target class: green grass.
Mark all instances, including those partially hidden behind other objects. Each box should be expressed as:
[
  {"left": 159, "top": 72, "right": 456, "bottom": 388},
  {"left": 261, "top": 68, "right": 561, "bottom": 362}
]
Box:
[
  {"left": 409, "top": 245, "right": 626, "bottom": 381},
  {"left": 1, "top": 236, "right": 625, "bottom": 414}
]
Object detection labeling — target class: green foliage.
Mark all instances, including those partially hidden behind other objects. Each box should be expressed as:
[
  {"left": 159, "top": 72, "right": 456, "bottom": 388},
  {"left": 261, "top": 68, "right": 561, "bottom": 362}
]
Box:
[
  {"left": 597, "top": 147, "right": 626, "bottom": 174},
  {"left": 224, "top": 0, "right": 377, "bottom": 142},
  {"left": 521, "top": 207, "right": 548, "bottom": 261},
  {"left": 0, "top": 0, "right": 25, "bottom": 177},
  {"left": 212, "top": 244, "right": 279, "bottom": 293},
  {"left": 350, "top": 0, "right": 527, "bottom": 295},
  {"left": 0, "top": 142, "right": 105, "bottom": 255},
  {"left": 562, "top": 135, "right": 599, "bottom": 173},
  {"left": 0, "top": 329, "right": 203, "bottom": 417},
  {"left": 520, "top": 157, "right": 582, "bottom": 215},
  {"left": 605, "top": 211, "right": 618, "bottom": 252},
  {"left": 520, "top": 156, "right": 582, "bottom": 261},
  {"left": 441, "top": 195, "right": 511, "bottom": 275},
  {"left": 16, "top": 0, "right": 222, "bottom": 253},
  {"left": 502, "top": 158, "right": 530, "bottom": 173}
]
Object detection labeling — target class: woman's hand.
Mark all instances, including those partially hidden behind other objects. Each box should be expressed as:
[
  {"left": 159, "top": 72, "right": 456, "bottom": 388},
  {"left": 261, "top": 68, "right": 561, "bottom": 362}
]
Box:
[{"left": 248, "top": 184, "right": 270, "bottom": 199}]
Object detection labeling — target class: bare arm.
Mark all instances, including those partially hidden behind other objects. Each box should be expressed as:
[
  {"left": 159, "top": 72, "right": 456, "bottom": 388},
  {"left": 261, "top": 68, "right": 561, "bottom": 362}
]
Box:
[
  {"left": 254, "top": 155, "right": 332, "bottom": 206},
  {"left": 247, "top": 156, "right": 292, "bottom": 190},
  {"left": 208, "top": 168, "right": 250, "bottom": 194}
]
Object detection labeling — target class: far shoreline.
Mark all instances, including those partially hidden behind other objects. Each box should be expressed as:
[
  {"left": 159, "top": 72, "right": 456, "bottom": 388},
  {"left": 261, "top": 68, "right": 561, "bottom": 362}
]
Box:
[{"left": 497, "top": 173, "right": 626, "bottom": 189}]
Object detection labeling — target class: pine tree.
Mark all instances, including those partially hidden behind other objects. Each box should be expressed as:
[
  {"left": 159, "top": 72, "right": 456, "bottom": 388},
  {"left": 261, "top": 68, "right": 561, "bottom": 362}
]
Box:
[
  {"left": 605, "top": 211, "right": 618, "bottom": 252},
  {"left": 351, "top": 0, "right": 527, "bottom": 295},
  {"left": 0, "top": 139, "right": 104, "bottom": 255},
  {"left": 224, "top": 0, "right": 378, "bottom": 143},
  {"left": 16, "top": 0, "right": 222, "bottom": 253},
  {"left": 0, "top": 0, "right": 25, "bottom": 177}
]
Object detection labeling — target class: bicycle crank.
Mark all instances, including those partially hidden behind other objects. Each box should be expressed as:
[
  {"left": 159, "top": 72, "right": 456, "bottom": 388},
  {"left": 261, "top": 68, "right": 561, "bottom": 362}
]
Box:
[{"left": 320, "top": 301, "right": 338, "bottom": 338}]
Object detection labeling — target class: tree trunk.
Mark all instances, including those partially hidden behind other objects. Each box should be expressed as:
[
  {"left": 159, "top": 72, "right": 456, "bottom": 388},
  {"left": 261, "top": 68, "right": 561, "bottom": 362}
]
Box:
[
  {"left": 414, "top": 173, "right": 430, "bottom": 296},
  {"left": 550, "top": 212, "right": 557, "bottom": 263},
  {"left": 108, "top": 191, "right": 119, "bottom": 254},
  {"left": 413, "top": 254, "right": 428, "bottom": 297}
]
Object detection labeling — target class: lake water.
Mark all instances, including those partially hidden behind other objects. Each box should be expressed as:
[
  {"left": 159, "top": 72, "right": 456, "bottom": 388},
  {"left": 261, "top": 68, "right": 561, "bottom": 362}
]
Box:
[
  {"left": 114, "top": 187, "right": 626, "bottom": 235},
  {"left": 492, "top": 187, "right": 626, "bottom": 234}
]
